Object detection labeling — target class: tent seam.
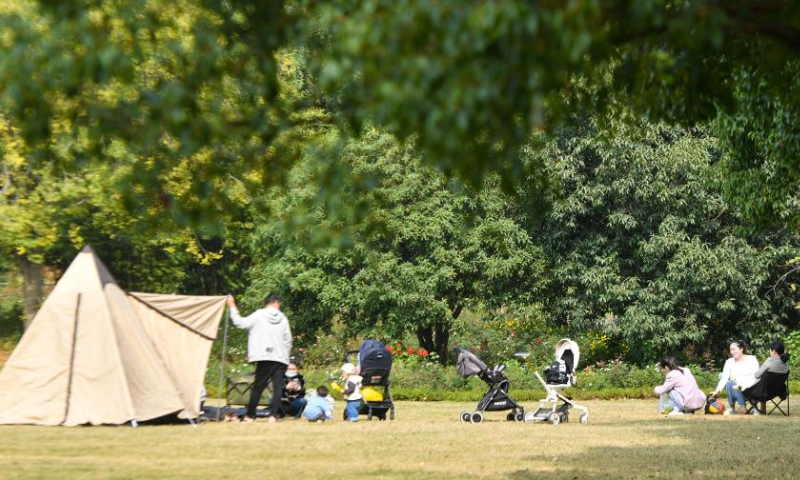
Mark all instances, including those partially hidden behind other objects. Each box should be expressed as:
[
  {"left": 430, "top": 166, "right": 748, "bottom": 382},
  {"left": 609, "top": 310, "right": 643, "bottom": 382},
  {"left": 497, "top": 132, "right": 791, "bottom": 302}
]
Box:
[
  {"left": 128, "top": 294, "right": 217, "bottom": 341},
  {"left": 102, "top": 289, "right": 138, "bottom": 424},
  {"left": 62, "top": 293, "right": 81, "bottom": 426}
]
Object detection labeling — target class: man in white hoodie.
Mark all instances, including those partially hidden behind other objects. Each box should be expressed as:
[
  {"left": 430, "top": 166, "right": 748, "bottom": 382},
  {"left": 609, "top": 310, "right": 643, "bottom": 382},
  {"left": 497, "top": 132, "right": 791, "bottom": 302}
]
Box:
[{"left": 227, "top": 294, "right": 292, "bottom": 423}]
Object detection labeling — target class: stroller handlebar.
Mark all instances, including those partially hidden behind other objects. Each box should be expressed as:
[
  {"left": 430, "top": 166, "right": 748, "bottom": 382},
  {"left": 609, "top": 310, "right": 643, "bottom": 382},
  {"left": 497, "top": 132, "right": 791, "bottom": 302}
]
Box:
[{"left": 344, "top": 350, "right": 360, "bottom": 363}]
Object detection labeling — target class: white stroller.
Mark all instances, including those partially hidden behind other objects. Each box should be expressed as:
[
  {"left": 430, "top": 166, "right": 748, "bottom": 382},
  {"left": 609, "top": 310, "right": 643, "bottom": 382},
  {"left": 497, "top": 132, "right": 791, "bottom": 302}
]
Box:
[{"left": 521, "top": 339, "right": 589, "bottom": 425}]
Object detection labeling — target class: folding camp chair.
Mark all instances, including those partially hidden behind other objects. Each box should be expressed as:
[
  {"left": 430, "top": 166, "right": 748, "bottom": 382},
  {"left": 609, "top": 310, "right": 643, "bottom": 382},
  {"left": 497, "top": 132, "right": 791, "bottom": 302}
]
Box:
[
  {"left": 224, "top": 375, "right": 273, "bottom": 417},
  {"left": 743, "top": 371, "right": 790, "bottom": 416}
]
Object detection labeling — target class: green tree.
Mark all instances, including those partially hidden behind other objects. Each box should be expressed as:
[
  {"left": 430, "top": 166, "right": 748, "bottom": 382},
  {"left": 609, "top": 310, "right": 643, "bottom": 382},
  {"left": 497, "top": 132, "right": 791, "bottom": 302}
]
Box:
[
  {"left": 0, "top": 0, "right": 293, "bottom": 228},
  {"left": 301, "top": 0, "right": 800, "bottom": 224},
  {"left": 716, "top": 63, "right": 800, "bottom": 228},
  {"left": 0, "top": 23, "right": 325, "bottom": 326},
  {"left": 525, "top": 119, "right": 800, "bottom": 361},
  {"left": 5, "top": 1, "right": 800, "bottom": 228},
  {"left": 243, "top": 131, "right": 546, "bottom": 360}
]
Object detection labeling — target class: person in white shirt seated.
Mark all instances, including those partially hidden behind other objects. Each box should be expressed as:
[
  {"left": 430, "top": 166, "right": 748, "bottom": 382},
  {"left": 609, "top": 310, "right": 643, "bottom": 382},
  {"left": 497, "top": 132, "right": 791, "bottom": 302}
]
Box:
[{"left": 709, "top": 340, "right": 759, "bottom": 415}]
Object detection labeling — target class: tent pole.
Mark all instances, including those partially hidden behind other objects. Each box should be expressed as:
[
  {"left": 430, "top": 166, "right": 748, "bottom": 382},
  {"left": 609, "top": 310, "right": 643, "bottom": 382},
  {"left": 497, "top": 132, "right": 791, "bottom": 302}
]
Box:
[{"left": 215, "top": 306, "right": 231, "bottom": 421}]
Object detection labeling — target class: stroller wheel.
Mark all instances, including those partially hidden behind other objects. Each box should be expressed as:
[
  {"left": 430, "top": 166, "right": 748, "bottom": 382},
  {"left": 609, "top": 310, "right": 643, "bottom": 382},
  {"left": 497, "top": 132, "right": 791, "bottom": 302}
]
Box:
[
  {"left": 471, "top": 412, "right": 484, "bottom": 424},
  {"left": 515, "top": 412, "right": 525, "bottom": 422},
  {"left": 506, "top": 412, "right": 515, "bottom": 422},
  {"left": 524, "top": 411, "right": 537, "bottom": 424},
  {"left": 579, "top": 412, "right": 589, "bottom": 425},
  {"left": 548, "top": 412, "right": 561, "bottom": 425},
  {"left": 461, "top": 411, "right": 472, "bottom": 423}
]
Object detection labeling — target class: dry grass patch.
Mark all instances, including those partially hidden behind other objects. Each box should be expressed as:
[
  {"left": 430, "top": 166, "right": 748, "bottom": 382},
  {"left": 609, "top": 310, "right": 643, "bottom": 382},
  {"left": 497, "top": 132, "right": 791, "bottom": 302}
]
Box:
[{"left": 0, "top": 400, "right": 797, "bottom": 479}]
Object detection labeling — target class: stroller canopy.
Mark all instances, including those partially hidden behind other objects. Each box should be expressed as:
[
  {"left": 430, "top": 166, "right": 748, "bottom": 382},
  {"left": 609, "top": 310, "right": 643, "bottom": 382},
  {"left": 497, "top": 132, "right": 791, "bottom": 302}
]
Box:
[
  {"left": 358, "top": 339, "right": 386, "bottom": 367},
  {"left": 360, "top": 346, "right": 392, "bottom": 373},
  {"left": 456, "top": 349, "right": 487, "bottom": 378},
  {"left": 555, "top": 339, "right": 580, "bottom": 374}
]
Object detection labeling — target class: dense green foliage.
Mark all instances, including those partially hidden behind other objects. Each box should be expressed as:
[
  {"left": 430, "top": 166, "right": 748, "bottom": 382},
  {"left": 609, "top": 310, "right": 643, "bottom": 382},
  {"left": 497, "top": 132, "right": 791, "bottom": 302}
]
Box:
[
  {"left": 0, "top": 0, "right": 290, "bottom": 227},
  {"left": 221, "top": 121, "right": 800, "bottom": 365},
  {"left": 717, "top": 65, "right": 800, "bottom": 227},
  {"left": 301, "top": 0, "right": 800, "bottom": 224},
  {"left": 1, "top": 1, "right": 799, "bottom": 370},
  {"left": 241, "top": 131, "right": 546, "bottom": 359},
  {"left": 527, "top": 121, "right": 800, "bottom": 359},
  {"left": 3, "top": 1, "right": 800, "bottom": 229}
]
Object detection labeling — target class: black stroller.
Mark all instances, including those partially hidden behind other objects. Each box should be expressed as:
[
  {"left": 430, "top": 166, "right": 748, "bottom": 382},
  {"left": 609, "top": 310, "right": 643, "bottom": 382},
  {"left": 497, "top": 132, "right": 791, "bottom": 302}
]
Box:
[
  {"left": 344, "top": 340, "right": 395, "bottom": 420},
  {"left": 456, "top": 347, "right": 526, "bottom": 423}
]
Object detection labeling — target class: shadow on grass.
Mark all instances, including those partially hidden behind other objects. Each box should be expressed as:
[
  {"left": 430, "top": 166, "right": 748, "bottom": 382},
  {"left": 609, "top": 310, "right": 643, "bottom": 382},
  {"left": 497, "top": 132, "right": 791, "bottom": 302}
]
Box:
[{"left": 506, "top": 416, "right": 800, "bottom": 479}]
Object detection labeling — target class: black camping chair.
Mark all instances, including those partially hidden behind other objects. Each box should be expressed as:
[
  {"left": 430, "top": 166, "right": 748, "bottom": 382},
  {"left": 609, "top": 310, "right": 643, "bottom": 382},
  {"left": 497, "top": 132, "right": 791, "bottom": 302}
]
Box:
[
  {"left": 225, "top": 375, "right": 272, "bottom": 417},
  {"left": 743, "top": 371, "right": 790, "bottom": 416}
]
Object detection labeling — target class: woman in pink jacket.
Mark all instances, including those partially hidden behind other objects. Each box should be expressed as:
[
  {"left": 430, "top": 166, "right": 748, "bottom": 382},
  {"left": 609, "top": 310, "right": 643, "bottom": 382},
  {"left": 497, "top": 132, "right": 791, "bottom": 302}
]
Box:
[{"left": 654, "top": 356, "right": 706, "bottom": 416}]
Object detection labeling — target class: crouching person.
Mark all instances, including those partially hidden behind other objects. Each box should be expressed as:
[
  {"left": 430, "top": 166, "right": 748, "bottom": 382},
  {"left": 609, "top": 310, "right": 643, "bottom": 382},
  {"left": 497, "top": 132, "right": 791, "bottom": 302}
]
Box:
[
  {"left": 654, "top": 356, "right": 706, "bottom": 416},
  {"left": 304, "top": 386, "right": 335, "bottom": 422},
  {"left": 281, "top": 362, "right": 307, "bottom": 419}
]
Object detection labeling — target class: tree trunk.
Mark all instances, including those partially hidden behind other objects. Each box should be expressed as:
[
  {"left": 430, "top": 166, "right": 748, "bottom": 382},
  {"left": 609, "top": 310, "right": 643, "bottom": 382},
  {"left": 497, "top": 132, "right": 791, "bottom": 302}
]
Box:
[
  {"left": 433, "top": 322, "right": 450, "bottom": 362},
  {"left": 416, "top": 325, "right": 435, "bottom": 355},
  {"left": 18, "top": 257, "right": 44, "bottom": 330},
  {"left": 415, "top": 305, "right": 463, "bottom": 364}
]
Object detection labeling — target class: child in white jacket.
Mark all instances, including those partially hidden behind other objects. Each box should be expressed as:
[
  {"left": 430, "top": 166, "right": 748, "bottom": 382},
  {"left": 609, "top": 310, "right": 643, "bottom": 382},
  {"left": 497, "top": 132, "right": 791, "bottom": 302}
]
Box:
[{"left": 340, "top": 363, "right": 363, "bottom": 422}]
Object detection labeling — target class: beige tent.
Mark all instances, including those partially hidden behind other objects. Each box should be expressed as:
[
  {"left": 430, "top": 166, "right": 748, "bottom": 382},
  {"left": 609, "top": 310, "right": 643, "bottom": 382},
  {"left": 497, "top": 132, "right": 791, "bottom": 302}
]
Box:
[{"left": 0, "top": 246, "right": 226, "bottom": 426}]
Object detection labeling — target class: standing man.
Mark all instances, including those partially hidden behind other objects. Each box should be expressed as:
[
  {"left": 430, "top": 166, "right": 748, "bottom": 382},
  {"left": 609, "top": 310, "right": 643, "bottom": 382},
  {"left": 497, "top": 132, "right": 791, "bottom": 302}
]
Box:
[{"left": 227, "top": 294, "right": 292, "bottom": 424}]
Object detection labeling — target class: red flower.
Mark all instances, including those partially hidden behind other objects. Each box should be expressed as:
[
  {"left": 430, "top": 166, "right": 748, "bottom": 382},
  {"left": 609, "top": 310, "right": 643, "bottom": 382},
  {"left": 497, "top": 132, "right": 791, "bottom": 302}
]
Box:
[
  {"left": 406, "top": 346, "right": 415, "bottom": 355},
  {"left": 418, "top": 348, "right": 429, "bottom": 357},
  {"left": 535, "top": 338, "right": 543, "bottom": 344},
  {"left": 386, "top": 345, "right": 394, "bottom": 354}
]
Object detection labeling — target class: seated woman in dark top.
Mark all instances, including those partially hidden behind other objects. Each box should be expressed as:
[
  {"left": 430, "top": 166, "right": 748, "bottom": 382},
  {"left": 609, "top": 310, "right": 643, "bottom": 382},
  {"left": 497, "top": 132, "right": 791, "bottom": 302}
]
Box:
[
  {"left": 279, "top": 361, "right": 307, "bottom": 418},
  {"left": 751, "top": 340, "right": 790, "bottom": 415},
  {"left": 755, "top": 340, "right": 790, "bottom": 379}
]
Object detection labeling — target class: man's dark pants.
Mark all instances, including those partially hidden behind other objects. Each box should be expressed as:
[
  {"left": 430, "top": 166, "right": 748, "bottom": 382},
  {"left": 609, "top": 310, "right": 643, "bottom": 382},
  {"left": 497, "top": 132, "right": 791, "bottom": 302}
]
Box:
[{"left": 246, "top": 360, "right": 287, "bottom": 418}]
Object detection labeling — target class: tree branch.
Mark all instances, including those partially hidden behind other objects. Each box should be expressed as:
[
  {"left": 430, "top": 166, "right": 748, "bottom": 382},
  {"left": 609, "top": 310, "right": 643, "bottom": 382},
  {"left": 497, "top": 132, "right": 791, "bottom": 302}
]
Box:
[{"left": 767, "top": 263, "right": 800, "bottom": 297}]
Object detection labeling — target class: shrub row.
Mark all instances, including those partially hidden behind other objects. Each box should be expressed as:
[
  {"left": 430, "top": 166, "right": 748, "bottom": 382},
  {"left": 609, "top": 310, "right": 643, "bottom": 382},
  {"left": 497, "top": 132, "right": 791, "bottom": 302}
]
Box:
[{"left": 205, "top": 360, "right": 800, "bottom": 400}]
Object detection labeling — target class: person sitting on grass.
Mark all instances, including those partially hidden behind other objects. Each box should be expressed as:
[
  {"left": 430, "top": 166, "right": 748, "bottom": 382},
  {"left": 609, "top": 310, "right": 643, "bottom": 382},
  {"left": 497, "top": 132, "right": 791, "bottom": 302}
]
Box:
[
  {"left": 304, "top": 386, "right": 335, "bottom": 422},
  {"left": 340, "top": 363, "right": 363, "bottom": 422},
  {"left": 654, "top": 356, "right": 706, "bottom": 416},
  {"left": 280, "top": 361, "right": 307, "bottom": 419},
  {"left": 709, "top": 340, "right": 759, "bottom": 415}
]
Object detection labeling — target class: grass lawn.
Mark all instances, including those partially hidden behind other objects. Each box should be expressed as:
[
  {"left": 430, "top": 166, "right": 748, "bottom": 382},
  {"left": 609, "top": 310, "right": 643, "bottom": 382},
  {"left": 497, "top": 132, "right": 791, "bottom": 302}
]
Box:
[{"left": 0, "top": 399, "right": 797, "bottom": 479}]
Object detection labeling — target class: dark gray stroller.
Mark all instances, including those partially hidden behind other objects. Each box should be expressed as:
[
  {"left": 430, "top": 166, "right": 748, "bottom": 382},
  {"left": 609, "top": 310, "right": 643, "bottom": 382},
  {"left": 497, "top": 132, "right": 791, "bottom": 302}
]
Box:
[
  {"left": 456, "top": 347, "right": 526, "bottom": 423},
  {"left": 345, "top": 340, "right": 395, "bottom": 420}
]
